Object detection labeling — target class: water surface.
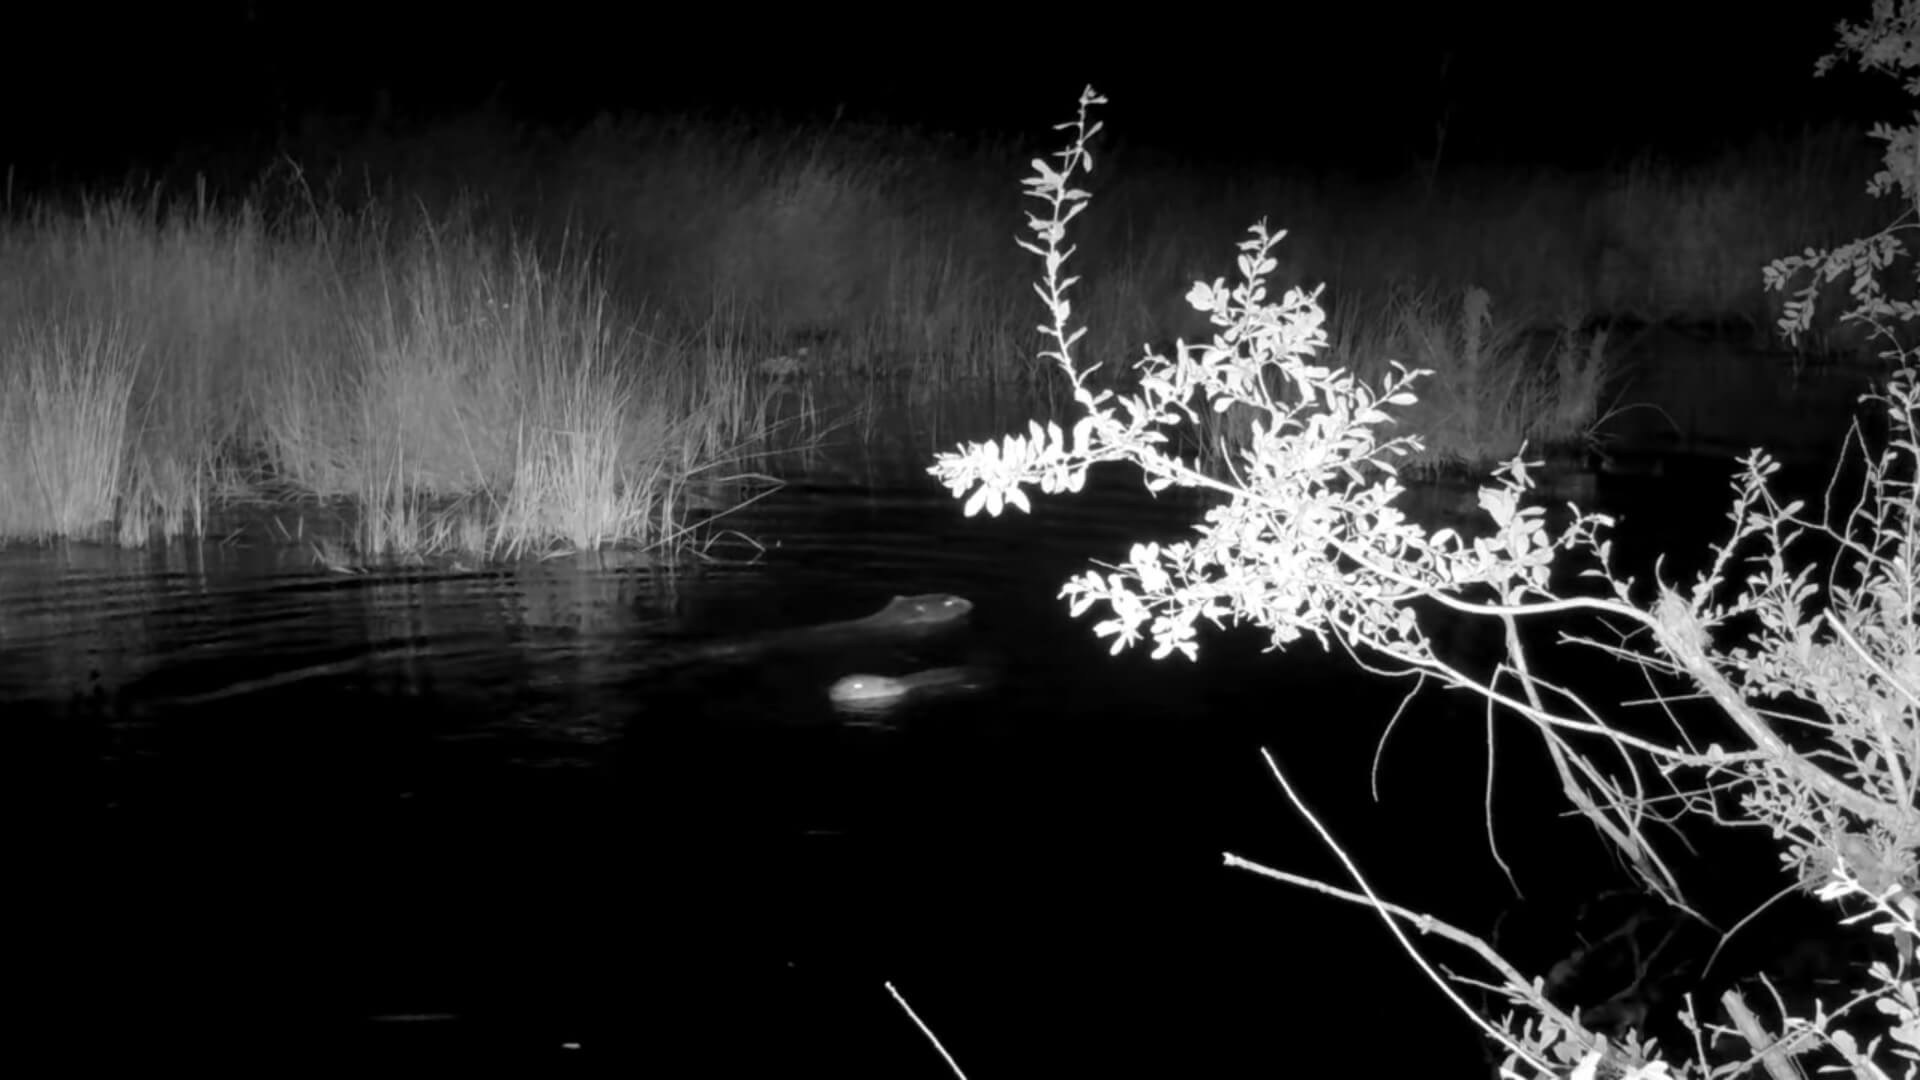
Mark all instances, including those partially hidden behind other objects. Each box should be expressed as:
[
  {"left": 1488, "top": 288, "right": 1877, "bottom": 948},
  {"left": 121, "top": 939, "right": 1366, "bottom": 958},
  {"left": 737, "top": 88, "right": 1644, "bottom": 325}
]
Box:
[{"left": 9, "top": 349, "right": 1890, "bottom": 1075}]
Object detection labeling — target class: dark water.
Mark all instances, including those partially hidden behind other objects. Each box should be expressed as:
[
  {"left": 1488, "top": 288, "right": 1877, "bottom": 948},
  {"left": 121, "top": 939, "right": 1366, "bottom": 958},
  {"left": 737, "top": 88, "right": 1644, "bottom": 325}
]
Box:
[{"left": 5, "top": 359, "right": 1891, "bottom": 1075}]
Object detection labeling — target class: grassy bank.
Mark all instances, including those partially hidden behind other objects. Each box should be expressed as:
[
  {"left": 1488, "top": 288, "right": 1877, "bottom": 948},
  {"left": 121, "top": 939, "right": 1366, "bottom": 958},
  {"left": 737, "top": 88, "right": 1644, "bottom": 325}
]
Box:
[
  {"left": 291, "top": 109, "right": 1874, "bottom": 470},
  {"left": 275, "top": 110, "right": 1880, "bottom": 359},
  {"left": 0, "top": 187, "right": 776, "bottom": 555},
  {"left": 0, "top": 111, "right": 1886, "bottom": 549}
]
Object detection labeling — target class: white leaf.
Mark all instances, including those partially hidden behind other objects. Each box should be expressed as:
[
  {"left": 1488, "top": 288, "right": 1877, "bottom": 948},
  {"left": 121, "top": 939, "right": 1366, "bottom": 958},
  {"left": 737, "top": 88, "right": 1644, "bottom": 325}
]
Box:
[{"left": 963, "top": 485, "right": 989, "bottom": 518}]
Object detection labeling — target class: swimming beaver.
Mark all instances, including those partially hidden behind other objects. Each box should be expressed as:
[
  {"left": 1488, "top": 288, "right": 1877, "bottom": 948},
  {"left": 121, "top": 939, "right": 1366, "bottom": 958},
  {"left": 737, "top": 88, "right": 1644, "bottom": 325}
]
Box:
[
  {"left": 691, "top": 594, "right": 973, "bottom": 663},
  {"left": 827, "top": 665, "right": 996, "bottom": 713}
]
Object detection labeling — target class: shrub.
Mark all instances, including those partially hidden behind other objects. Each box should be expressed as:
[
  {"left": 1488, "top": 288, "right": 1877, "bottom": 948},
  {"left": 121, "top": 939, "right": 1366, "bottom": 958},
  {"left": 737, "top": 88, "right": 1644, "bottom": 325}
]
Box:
[{"left": 934, "top": 57, "right": 1920, "bottom": 1077}]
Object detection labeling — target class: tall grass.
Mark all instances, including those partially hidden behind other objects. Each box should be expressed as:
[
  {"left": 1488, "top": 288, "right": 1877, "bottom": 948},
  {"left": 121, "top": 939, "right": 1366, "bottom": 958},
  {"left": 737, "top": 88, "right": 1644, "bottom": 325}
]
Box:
[
  {"left": 517, "top": 114, "right": 1883, "bottom": 381},
  {"left": 422, "top": 110, "right": 1871, "bottom": 485},
  {"left": 0, "top": 111, "right": 1890, "bottom": 547},
  {"left": 251, "top": 112, "right": 1888, "bottom": 426},
  {"left": 0, "top": 319, "right": 138, "bottom": 539},
  {"left": 0, "top": 182, "right": 773, "bottom": 556},
  {"left": 1336, "top": 287, "right": 1611, "bottom": 472},
  {"left": 281, "top": 218, "right": 770, "bottom": 561}
]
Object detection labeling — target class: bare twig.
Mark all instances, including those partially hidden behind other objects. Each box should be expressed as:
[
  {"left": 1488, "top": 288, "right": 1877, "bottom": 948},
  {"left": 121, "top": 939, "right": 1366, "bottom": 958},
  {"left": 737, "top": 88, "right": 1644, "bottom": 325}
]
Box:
[
  {"left": 1230, "top": 747, "right": 1574, "bottom": 1075},
  {"left": 886, "top": 981, "right": 970, "bottom": 1080}
]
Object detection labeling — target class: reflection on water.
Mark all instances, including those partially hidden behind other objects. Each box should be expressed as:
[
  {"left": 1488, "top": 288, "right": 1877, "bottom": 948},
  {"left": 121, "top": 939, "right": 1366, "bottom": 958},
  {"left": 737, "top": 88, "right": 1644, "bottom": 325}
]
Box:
[
  {"left": 1599, "top": 328, "right": 1887, "bottom": 469},
  {"left": 8, "top": 365, "right": 1883, "bottom": 1074}
]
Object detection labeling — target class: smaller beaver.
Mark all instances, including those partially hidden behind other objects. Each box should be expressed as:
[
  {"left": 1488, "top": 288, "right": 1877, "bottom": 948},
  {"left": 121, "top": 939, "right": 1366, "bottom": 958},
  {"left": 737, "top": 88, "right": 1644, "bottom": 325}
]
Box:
[{"left": 828, "top": 665, "right": 996, "bottom": 714}]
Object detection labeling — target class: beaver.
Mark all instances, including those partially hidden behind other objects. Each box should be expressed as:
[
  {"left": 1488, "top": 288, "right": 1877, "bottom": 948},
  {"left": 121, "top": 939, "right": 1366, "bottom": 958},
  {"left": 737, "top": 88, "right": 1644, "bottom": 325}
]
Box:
[
  {"left": 688, "top": 594, "right": 973, "bottom": 663},
  {"left": 827, "top": 664, "right": 996, "bottom": 714}
]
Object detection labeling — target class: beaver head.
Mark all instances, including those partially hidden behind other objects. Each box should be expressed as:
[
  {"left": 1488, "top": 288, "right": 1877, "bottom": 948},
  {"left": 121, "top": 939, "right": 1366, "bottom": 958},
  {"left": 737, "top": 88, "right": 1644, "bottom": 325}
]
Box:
[{"left": 876, "top": 593, "right": 974, "bottom": 627}]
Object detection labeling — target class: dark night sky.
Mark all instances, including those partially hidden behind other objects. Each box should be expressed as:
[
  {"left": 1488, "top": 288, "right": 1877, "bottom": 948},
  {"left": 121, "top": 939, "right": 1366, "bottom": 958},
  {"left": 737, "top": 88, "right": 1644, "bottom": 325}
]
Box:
[{"left": 1, "top": 1, "right": 1899, "bottom": 176}]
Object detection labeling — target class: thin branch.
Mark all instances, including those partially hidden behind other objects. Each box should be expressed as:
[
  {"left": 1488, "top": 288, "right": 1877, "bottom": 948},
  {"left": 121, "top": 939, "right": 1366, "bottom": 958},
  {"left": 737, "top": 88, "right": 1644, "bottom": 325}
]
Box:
[
  {"left": 1232, "top": 747, "right": 1569, "bottom": 1074},
  {"left": 1825, "top": 609, "right": 1915, "bottom": 809},
  {"left": 1656, "top": 587, "right": 1912, "bottom": 835},
  {"left": 886, "top": 981, "right": 970, "bottom": 1080}
]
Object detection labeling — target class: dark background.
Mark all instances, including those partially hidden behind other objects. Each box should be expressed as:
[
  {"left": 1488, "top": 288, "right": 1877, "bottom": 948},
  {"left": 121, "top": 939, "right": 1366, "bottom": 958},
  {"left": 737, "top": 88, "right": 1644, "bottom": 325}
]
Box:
[{"left": 1, "top": 1, "right": 1897, "bottom": 180}]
